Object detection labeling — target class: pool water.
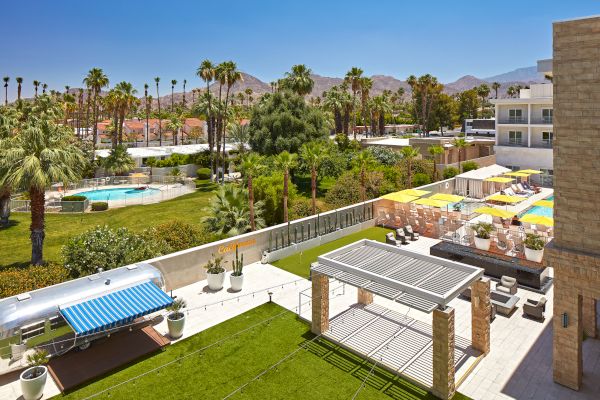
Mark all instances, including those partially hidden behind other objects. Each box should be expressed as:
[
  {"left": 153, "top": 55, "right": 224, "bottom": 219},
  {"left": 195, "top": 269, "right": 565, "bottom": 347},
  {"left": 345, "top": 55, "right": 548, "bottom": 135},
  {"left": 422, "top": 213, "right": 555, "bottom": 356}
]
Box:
[
  {"left": 521, "top": 195, "right": 554, "bottom": 218},
  {"left": 75, "top": 187, "right": 160, "bottom": 201}
]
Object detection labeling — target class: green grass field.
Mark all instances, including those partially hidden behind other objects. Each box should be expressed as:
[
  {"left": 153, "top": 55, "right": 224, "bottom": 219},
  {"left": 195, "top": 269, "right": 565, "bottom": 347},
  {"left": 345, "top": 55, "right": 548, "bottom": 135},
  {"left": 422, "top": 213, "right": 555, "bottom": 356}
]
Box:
[
  {"left": 1, "top": 190, "right": 215, "bottom": 268},
  {"left": 271, "top": 226, "right": 391, "bottom": 278},
  {"left": 56, "top": 303, "right": 469, "bottom": 400}
]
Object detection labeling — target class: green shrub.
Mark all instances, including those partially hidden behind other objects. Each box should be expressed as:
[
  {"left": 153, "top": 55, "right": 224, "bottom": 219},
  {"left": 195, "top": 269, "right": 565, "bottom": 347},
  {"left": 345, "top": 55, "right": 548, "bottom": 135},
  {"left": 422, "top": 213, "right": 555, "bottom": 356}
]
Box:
[
  {"left": 253, "top": 173, "right": 298, "bottom": 225},
  {"left": 461, "top": 160, "right": 479, "bottom": 173},
  {"left": 324, "top": 170, "right": 385, "bottom": 209},
  {"left": 443, "top": 166, "right": 459, "bottom": 179},
  {"left": 0, "top": 263, "right": 71, "bottom": 298},
  {"left": 62, "top": 225, "right": 163, "bottom": 277},
  {"left": 524, "top": 233, "right": 545, "bottom": 250},
  {"left": 197, "top": 167, "right": 211, "bottom": 180},
  {"left": 61, "top": 195, "right": 87, "bottom": 202},
  {"left": 412, "top": 173, "right": 431, "bottom": 187},
  {"left": 91, "top": 202, "right": 108, "bottom": 211},
  {"left": 473, "top": 222, "right": 493, "bottom": 239},
  {"left": 143, "top": 220, "right": 208, "bottom": 253},
  {"left": 289, "top": 197, "right": 323, "bottom": 220}
]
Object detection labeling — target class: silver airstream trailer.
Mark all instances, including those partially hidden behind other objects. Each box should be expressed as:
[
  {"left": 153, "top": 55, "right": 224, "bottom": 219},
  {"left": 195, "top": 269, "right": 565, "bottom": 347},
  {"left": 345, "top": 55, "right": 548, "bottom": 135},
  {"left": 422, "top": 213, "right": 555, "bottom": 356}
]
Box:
[{"left": 0, "top": 263, "right": 172, "bottom": 374}]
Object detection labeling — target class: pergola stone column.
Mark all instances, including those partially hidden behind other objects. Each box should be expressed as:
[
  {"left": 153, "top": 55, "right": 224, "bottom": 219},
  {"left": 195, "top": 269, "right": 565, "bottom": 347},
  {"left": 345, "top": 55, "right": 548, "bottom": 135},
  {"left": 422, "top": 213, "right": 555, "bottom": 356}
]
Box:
[
  {"left": 582, "top": 296, "right": 597, "bottom": 339},
  {"left": 357, "top": 288, "right": 374, "bottom": 305},
  {"left": 311, "top": 272, "right": 329, "bottom": 335},
  {"left": 432, "top": 307, "right": 456, "bottom": 400},
  {"left": 471, "top": 278, "right": 491, "bottom": 354}
]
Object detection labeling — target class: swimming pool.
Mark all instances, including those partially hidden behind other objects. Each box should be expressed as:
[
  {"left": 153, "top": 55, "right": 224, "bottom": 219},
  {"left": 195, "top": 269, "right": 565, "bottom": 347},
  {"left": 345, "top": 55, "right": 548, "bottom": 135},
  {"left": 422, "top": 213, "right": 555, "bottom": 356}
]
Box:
[
  {"left": 75, "top": 187, "right": 160, "bottom": 201},
  {"left": 521, "top": 195, "right": 554, "bottom": 218}
]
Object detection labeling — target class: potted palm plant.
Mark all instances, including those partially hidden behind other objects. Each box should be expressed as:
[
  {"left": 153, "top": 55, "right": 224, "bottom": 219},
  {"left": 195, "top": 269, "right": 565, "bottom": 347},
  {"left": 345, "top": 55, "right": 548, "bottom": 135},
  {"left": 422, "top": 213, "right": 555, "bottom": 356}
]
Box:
[
  {"left": 524, "top": 233, "right": 545, "bottom": 263},
  {"left": 230, "top": 247, "right": 244, "bottom": 292},
  {"left": 166, "top": 298, "right": 187, "bottom": 339},
  {"left": 473, "top": 222, "right": 493, "bottom": 251},
  {"left": 205, "top": 255, "right": 226, "bottom": 291},
  {"left": 20, "top": 349, "right": 49, "bottom": 400}
]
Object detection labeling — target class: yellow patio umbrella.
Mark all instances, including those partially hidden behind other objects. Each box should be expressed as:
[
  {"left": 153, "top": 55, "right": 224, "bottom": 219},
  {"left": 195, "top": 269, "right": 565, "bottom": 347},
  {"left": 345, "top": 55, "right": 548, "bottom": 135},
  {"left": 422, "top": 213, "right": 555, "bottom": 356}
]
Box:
[
  {"left": 398, "top": 189, "right": 431, "bottom": 197},
  {"left": 533, "top": 200, "right": 554, "bottom": 208},
  {"left": 517, "top": 169, "right": 542, "bottom": 174},
  {"left": 487, "top": 194, "right": 525, "bottom": 203},
  {"left": 504, "top": 172, "right": 531, "bottom": 177},
  {"left": 474, "top": 207, "right": 515, "bottom": 219},
  {"left": 520, "top": 214, "right": 554, "bottom": 226},
  {"left": 381, "top": 192, "right": 419, "bottom": 203},
  {"left": 412, "top": 198, "right": 450, "bottom": 208},
  {"left": 430, "top": 193, "right": 465, "bottom": 203},
  {"left": 130, "top": 173, "right": 148, "bottom": 178},
  {"left": 484, "top": 177, "right": 514, "bottom": 183}
]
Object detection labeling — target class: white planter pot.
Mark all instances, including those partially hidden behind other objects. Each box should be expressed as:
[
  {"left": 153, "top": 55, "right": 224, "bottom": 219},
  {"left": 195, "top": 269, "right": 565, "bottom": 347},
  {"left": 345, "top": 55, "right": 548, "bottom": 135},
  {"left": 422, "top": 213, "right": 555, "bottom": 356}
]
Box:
[
  {"left": 524, "top": 247, "right": 544, "bottom": 263},
  {"left": 10, "top": 343, "right": 27, "bottom": 361},
  {"left": 206, "top": 271, "right": 225, "bottom": 291},
  {"left": 20, "top": 366, "right": 47, "bottom": 400},
  {"left": 474, "top": 236, "right": 491, "bottom": 251},
  {"left": 167, "top": 313, "right": 186, "bottom": 339},
  {"left": 230, "top": 273, "right": 244, "bottom": 292}
]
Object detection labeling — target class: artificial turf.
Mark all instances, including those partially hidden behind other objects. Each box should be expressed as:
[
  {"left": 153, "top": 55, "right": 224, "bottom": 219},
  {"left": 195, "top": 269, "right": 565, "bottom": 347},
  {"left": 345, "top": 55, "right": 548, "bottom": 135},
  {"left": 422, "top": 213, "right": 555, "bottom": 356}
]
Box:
[
  {"left": 56, "top": 303, "right": 470, "bottom": 400},
  {"left": 271, "top": 226, "right": 392, "bottom": 278}
]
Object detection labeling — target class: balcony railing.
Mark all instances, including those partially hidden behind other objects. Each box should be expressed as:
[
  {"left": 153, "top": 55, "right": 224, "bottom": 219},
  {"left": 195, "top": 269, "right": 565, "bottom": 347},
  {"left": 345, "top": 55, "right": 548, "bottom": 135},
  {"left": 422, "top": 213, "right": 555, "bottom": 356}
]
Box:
[
  {"left": 531, "top": 117, "right": 553, "bottom": 125},
  {"left": 498, "top": 117, "right": 528, "bottom": 124}
]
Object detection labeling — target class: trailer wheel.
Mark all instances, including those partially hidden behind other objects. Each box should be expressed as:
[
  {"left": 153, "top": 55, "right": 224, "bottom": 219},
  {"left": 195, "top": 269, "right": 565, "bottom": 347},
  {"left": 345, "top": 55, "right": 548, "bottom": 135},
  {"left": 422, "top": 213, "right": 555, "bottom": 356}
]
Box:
[{"left": 78, "top": 342, "right": 91, "bottom": 351}]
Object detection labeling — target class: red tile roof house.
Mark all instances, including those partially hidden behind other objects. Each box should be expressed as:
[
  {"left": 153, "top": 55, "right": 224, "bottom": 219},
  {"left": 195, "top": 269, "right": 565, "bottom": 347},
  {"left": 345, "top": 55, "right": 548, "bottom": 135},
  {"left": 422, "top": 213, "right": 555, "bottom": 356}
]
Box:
[
  {"left": 146, "top": 119, "right": 172, "bottom": 143},
  {"left": 182, "top": 118, "right": 207, "bottom": 143},
  {"left": 123, "top": 120, "right": 145, "bottom": 142}
]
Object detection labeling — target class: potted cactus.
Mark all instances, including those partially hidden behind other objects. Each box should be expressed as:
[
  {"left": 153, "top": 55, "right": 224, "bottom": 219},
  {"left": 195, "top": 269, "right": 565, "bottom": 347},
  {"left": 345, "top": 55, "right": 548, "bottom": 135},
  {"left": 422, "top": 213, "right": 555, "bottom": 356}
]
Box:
[
  {"left": 205, "top": 255, "right": 226, "bottom": 291},
  {"left": 230, "top": 247, "right": 244, "bottom": 292},
  {"left": 166, "top": 298, "right": 187, "bottom": 339},
  {"left": 20, "top": 349, "right": 49, "bottom": 400},
  {"left": 524, "top": 233, "right": 545, "bottom": 263},
  {"left": 473, "top": 222, "right": 493, "bottom": 251}
]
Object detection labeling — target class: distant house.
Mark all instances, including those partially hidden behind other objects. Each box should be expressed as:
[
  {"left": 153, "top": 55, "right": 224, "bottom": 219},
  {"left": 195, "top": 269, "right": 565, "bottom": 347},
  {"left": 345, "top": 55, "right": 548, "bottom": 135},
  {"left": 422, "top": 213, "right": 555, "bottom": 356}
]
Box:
[
  {"left": 123, "top": 120, "right": 145, "bottom": 142},
  {"left": 183, "top": 118, "right": 207, "bottom": 141}
]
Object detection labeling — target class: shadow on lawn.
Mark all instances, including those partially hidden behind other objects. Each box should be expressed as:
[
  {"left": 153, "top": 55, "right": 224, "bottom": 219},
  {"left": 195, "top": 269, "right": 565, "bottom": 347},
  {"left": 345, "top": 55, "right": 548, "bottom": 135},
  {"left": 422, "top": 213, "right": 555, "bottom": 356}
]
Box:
[
  {"left": 300, "top": 331, "right": 438, "bottom": 400},
  {"left": 0, "top": 218, "right": 20, "bottom": 230}
]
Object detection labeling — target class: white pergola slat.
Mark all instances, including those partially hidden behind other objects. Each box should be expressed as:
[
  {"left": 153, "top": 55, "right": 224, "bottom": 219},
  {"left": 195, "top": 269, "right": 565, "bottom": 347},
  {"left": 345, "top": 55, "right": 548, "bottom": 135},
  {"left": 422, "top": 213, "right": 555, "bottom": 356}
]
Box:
[{"left": 312, "top": 239, "right": 483, "bottom": 312}]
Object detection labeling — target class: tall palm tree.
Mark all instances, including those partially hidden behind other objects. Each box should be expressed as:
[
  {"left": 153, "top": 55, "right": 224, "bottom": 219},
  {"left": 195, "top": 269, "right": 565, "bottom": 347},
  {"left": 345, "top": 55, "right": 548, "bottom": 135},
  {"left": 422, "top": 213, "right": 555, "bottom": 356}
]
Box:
[
  {"left": 15, "top": 77, "right": 23, "bottom": 102},
  {"left": 202, "top": 184, "right": 264, "bottom": 236},
  {"left": 244, "top": 88, "right": 253, "bottom": 108},
  {"left": 113, "top": 81, "right": 139, "bottom": 145},
  {"left": 33, "top": 80, "right": 40, "bottom": 98},
  {"left": 76, "top": 88, "right": 84, "bottom": 137},
  {"left": 428, "top": 145, "right": 445, "bottom": 181},
  {"left": 42, "top": 83, "right": 47, "bottom": 94},
  {"left": 167, "top": 117, "right": 184, "bottom": 145},
  {"left": 0, "top": 107, "right": 19, "bottom": 227},
  {"left": 344, "top": 67, "right": 363, "bottom": 140},
  {"left": 197, "top": 60, "right": 215, "bottom": 179},
  {"left": 240, "top": 153, "right": 264, "bottom": 231},
  {"left": 354, "top": 150, "right": 375, "bottom": 202},
  {"left": 282, "top": 64, "right": 314, "bottom": 97},
  {"left": 154, "top": 77, "right": 162, "bottom": 145},
  {"left": 359, "top": 77, "right": 372, "bottom": 134},
  {"left": 506, "top": 85, "right": 517, "bottom": 99},
  {"left": 83, "top": 68, "right": 109, "bottom": 155},
  {"left": 491, "top": 82, "right": 501, "bottom": 99},
  {"left": 3, "top": 77, "right": 9, "bottom": 105},
  {"left": 274, "top": 151, "right": 298, "bottom": 222},
  {"left": 170, "top": 79, "right": 177, "bottom": 112},
  {"left": 182, "top": 79, "right": 187, "bottom": 108},
  {"left": 477, "top": 84, "right": 490, "bottom": 118},
  {"left": 0, "top": 98, "right": 85, "bottom": 264},
  {"left": 144, "top": 83, "right": 149, "bottom": 145},
  {"left": 323, "top": 86, "right": 344, "bottom": 134},
  {"left": 301, "top": 142, "right": 326, "bottom": 215},
  {"left": 221, "top": 61, "right": 243, "bottom": 183},
  {"left": 400, "top": 146, "right": 420, "bottom": 188},
  {"left": 452, "top": 137, "right": 471, "bottom": 173}
]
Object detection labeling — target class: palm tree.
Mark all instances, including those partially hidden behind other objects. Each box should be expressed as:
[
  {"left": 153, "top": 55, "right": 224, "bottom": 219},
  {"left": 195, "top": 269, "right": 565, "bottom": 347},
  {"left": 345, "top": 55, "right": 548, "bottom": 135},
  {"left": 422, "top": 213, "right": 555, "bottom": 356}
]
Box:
[
  {"left": 491, "top": 82, "right": 501, "bottom": 99},
  {"left": 274, "top": 151, "right": 298, "bottom": 222},
  {"left": 144, "top": 83, "right": 149, "bottom": 146},
  {"left": 101, "top": 144, "right": 135, "bottom": 175},
  {"left": 506, "top": 85, "right": 517, "bottom": 99},
  {"left": 371, "top": 94, "right": 392, "bottom": 135},
  {"left": 0, "top": 98, "right": 85, "bottom": 264},
  {"left": 300, "top": 142, "right": 326, "bottom": 214},
  {"left": 323, "top": 86, "right": 344, "bottom": 134},
  {"left": 221, "top": 61, "right": 243, "bottom": 183},
  {"left": 202, "top": 185, "right": 264, "bottom": 236},
  {"left": 3, "top": 77, "right": 9, "bottom": 105},
  {"left": 477, "top": 84, "right": 490, "bottom": 118},
  {"left": 167, "top": 117, "right": 184, "bottom": 145},
  {"left": 14, "top": 77, "right": 23, "bottom": 103},
  {"left": 42, "top": 83, "right": 47, "bottom": 94},
  {"left": 182, "top": 79, "right": 187, "bottom": 108},
  {"left": 0, "top": 107, "right": 19, "bottom": 227},
  {"left": 197, "top": 60, "right": 215, "bottom": 179},
  {"left": 33, "top": 80, "right": 40, "bottom": 98},
  {"left": 282, "top": 64, "right": 314, "bottom": 97},
  {"left": 83, "top": 68, "right": 109, "bottom": 155},
  {"left": 400, "top": 146, "right": 420, "bottom": 188},
  {"left": 359, "top": 77, "right": 372, "bottom": 134},
  {"left": 240, "top": 153, "right": 264, "bottom": 231},
  {"left": 244, "top": 88, "right": 253, "bottom": 108},
  {"left": 344, "top": 67, "right": 363, "bottom": 140},
  {"left": 354, "top": 150, "right": 375, "bottom": 202},
  {"left": 170, "top": 79, "right": 177, "bottom": 112},
  {"left": 113, "top": 81, "right": 139, "bottom": 145},
  {"left": 428, "top": 145, "right": 445, "bottom": 181},
  {"left": 452, "top": 137, "right": 471, "bottom": 173},
  {"left": 154, "top": 77, "right": 162, "bottom": 145}
]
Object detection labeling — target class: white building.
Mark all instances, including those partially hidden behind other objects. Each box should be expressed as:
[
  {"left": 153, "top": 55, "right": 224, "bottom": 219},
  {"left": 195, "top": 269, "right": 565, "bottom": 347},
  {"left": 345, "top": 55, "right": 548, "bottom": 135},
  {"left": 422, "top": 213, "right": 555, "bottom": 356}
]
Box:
[{"left": 491, "top": 60, "right": 553, "bottom": 186}]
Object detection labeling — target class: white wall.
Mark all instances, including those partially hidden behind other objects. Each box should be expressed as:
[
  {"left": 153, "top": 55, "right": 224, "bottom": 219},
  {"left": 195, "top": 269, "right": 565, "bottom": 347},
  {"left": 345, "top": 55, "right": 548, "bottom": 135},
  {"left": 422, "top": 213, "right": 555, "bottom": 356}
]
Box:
[{"left": 494, "top": 146, "right": 553, "bottom": 170}]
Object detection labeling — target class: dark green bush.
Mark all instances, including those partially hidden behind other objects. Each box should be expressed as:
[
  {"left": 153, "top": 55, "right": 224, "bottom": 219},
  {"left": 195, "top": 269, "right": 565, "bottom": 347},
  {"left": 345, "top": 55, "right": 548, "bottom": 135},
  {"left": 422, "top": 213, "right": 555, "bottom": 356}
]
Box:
[
  {"left": 197, "top": 167, "right": 211, "bottom": 180},
  {"left": 461, "top": 160, "right": 479, "bottom": 173},
  {"left": 443, "top": 166, "right": 460, "bottom": 179},
  {"left": 412, "top": 173, "right": 431, "bottom": 187},
  {"left": 143, "top": 220, "right": 208, "bottom": 252},
  {"left": 0, "top": 264, "right": 71, "bottom": 298},
  {"left": 91, "top": 202, "right": 108, "bottom": 211},
  {"left": 62, "top": 195, "right": 87, "bottom": 202}
]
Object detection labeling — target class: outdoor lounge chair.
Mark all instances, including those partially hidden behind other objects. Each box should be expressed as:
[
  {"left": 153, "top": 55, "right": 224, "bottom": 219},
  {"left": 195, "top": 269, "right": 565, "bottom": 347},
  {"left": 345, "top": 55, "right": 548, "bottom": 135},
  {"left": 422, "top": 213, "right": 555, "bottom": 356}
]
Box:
[
  {"left": 523, "top": 296, "right": 547, "bottom": 320},
  {"left": 385, "top": 232, "right": 402, "bottom": 247},
  {"left": 395, "top": 229, "right": 409, "bottom": 245},
  {"left": 496, "top": 276, "right": 518, "bottom": 295},
  {"left": 523, "top": 181, "right": 541, "bottom": 194},
  {"left": 404, "top": 225, "right": 419, "bottom": 241},
  {"left": 517, "top": 183, "right": 534, "bottom": 196}
]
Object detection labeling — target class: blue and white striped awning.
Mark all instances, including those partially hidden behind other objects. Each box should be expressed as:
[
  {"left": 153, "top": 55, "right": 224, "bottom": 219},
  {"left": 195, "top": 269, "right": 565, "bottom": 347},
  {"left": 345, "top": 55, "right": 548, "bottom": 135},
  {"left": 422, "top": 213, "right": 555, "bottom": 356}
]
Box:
[{"left": 59, "top": 281, "right": 173, "bottom": 336}]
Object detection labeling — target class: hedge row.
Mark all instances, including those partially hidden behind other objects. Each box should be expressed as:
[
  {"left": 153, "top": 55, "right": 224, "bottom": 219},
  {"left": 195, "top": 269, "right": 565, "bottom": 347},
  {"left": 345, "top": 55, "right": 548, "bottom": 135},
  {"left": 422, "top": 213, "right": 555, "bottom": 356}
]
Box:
[
  {"left": 62, "top": 195, "right": 87, "bottom": 202},
  {"left": 0, "top": 264, "right": 71, "bottom": 298},
  {"left": 91, "top": 202, "right": 109, "bottom": 211}
]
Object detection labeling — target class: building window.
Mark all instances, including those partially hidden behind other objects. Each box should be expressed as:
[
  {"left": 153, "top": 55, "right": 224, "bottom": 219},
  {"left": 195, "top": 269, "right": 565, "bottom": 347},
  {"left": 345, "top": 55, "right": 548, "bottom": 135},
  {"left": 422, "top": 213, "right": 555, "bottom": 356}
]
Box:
[
  {"left": 509, "top": 109, "right": 523, "bottom": 123},
  {"left": 509, "top": 131, "right": 522, "bottom": 145},
  {"left": 542, "top": 131, "right": 553, "bottom": 147},
  {"left": 542, "top": 109, "right": 553, "bottom": 124},
  {"left": 506, "top": 165, "right": 520, "bottom": 172}
]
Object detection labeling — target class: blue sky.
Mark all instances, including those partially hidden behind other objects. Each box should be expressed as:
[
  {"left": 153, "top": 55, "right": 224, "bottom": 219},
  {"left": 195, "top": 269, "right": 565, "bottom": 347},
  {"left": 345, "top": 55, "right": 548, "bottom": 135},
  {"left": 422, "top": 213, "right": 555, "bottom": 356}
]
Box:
[{"left": 1, "top": 0, "right": 598, "bottom": 100}]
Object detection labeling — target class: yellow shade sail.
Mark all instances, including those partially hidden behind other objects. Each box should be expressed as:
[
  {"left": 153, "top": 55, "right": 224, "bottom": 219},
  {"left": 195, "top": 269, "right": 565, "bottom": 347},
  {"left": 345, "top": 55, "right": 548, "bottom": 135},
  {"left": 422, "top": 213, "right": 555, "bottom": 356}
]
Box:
[
  {"left": 474, "top": 207, "right": 515, "bottom": 219},
  {"left": 517, "top": 169, "right": 543, "bottom": 174},
  {"left": 430, "top": 193, "right": 465, "bottom": 202},
  {"left": 412, "top": 198, "right": 450, "bottom": 208},
  {"left": 130, "top": 173, "right": 148, "bottom": 178},
  {"left": 398, "top": 189, "right": 431, "bottom": 197},
  {"left": 504, "top": 172, "right": 531, "bottom": 177},
  {"left": 487, "top": 194, "right": 526, "bottom": 203},
  {"left": 381, "top": 192, "right": 420, "bottom": 203},
  {"left": 533, "top": 200, "right": 554, "bottom": 208},
  {"left": 484, "top": 177, "right": 514, "bottom": 183},
  {"left": 520, "top": 214, "right": 554, "bottom": 226}
]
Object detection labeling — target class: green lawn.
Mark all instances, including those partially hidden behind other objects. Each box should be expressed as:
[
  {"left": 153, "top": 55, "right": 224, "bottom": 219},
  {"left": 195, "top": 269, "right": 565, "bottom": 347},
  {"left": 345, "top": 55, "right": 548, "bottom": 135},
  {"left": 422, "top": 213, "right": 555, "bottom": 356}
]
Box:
[
  {"left": 271, "top": 226, "right": 391, "bottom": 278},
  {"left": 0, "top": 190, "right": 215, "bottom": 268},
  {"left": 57, "top": 303, "right": 469, "bottom": 400}
]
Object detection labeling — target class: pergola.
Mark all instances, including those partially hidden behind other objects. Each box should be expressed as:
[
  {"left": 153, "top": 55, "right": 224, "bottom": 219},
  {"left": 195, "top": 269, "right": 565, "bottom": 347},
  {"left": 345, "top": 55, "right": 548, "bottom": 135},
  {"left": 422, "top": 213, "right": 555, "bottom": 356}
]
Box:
[{"left": 310, "top": 240, "right": 491, "bottom": 399}]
